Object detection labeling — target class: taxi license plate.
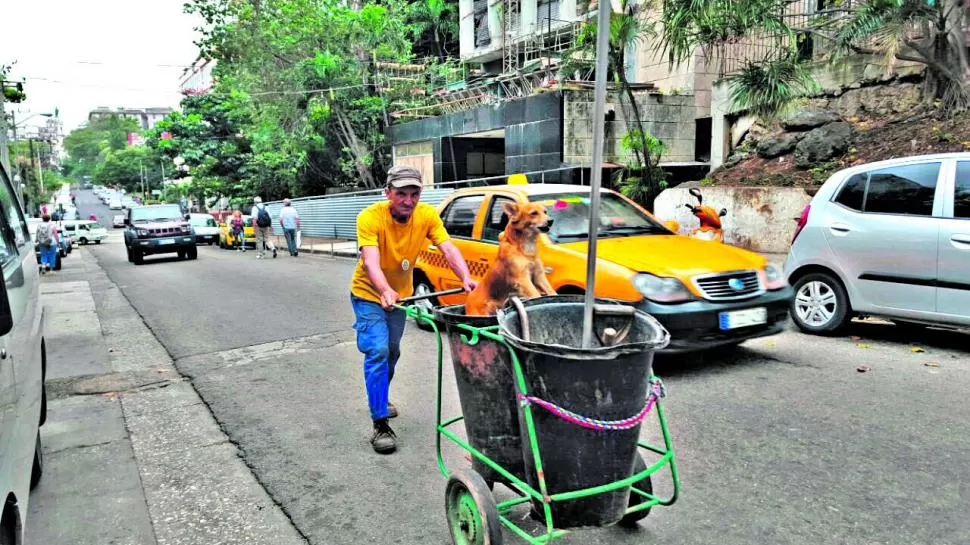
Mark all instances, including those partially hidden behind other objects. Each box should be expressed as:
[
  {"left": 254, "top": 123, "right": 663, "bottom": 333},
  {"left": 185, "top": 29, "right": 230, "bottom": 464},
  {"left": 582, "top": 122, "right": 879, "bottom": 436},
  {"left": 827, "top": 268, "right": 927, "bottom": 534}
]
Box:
[
  {"left": 719, "top": 307, "right": 767, "bottom": 330},
  {"left": 158, "top": 239, "right": 175, "bottom": 245}
]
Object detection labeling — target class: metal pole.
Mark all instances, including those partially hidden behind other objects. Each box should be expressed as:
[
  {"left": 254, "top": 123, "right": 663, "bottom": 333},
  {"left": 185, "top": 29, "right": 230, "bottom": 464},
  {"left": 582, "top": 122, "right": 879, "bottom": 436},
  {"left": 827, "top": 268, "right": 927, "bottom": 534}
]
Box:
[{"left": 581, "top": 0, "right": 612, "bottom": 349}]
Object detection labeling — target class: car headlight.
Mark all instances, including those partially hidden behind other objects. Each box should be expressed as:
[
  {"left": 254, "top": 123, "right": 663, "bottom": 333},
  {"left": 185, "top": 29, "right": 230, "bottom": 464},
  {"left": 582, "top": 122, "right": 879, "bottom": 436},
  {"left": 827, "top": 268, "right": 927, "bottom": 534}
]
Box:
[
  {"left": 136, "top": 228, "right": 150, "bottom": 237},
  {"left": 760, "top": 262, "right": 787, "bottom": 290},
  {"left": 633, "top": 274, "right": 695, "bottom": 303}
]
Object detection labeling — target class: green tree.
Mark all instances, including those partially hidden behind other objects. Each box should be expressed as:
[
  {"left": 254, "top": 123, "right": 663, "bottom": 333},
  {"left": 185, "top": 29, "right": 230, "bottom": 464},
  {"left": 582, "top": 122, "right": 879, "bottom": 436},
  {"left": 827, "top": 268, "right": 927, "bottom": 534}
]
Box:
[
  {"left": 94, "top": 147, "right": 162, "bottom": 195},
  {"left": 62, "top": 116, "right": 141, "bottom": 179},
  {"left": 185, "top": 0, "right": 438, "bottom": 190}
]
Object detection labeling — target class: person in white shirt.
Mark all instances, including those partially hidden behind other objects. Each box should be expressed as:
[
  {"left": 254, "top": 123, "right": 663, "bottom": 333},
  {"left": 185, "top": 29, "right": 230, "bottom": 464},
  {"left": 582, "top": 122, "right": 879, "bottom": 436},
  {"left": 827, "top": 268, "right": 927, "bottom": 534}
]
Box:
[{"left": 278, "top": 199, "right": 302, "bottom": 257}]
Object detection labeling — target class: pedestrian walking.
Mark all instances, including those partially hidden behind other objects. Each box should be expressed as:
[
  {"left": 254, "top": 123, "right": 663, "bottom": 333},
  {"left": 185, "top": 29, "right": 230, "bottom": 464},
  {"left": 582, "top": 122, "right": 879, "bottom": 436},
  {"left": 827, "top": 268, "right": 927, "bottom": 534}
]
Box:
[
  {"left": 88, "top": 214, "right": 97, "bottom": 222},
  {"left": 252, "top": 197, "right": 278, "bottom": 259},
  {"left": 279, "top": 198, "right": 301, "bottom": 256},
  {"left": 35, "top": 214, "right": 58, "bottom": 274},
  {"left": 349, "top": 165, "right": 477, "bottom": 454},
  {"left": 230, "top": 210, "right": 247, "bottom": 252}
]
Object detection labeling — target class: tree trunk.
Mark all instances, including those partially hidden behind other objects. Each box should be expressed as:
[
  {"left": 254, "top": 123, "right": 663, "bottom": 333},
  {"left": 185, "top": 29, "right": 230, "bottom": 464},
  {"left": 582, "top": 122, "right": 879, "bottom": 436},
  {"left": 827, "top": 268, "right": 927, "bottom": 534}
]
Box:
[{"left": 334, "top": 107, "right": 378, "bottom": 188}]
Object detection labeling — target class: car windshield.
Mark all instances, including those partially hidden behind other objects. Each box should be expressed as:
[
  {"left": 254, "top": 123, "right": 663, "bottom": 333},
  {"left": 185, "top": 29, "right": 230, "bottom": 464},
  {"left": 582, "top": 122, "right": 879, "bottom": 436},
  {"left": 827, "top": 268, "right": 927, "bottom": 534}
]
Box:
[
  {"left": 131, "top": 205, "right": 183, "bottom": 222},
  {"left": 529, "top": 192, "right": 671, "bottom": 242},
  {"left": 190, "top": 216, "right": 217, "bottom": 227}
]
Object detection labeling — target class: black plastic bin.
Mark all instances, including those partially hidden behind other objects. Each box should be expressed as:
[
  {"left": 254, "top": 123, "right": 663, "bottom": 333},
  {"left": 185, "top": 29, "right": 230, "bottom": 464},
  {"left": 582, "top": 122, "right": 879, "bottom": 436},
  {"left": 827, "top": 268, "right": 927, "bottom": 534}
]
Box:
[
  {"left": 434, "top": 305, "right": 526, "bottom": 484},
  {"left": 497, "top": 295, "right": 670, "bottom": 528}
]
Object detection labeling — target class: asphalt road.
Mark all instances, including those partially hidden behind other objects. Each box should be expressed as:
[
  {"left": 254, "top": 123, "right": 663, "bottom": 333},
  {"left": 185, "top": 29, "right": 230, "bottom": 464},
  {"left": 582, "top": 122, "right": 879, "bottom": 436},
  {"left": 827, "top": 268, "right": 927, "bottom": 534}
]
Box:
[{"left": 78, "top": 190, "right": 970, "bottom": 545}]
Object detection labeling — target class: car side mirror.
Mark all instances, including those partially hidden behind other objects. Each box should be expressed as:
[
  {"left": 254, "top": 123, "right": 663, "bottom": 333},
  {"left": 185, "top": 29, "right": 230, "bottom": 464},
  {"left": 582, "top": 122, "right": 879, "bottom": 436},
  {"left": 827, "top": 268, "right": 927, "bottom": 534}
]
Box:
[
  {"left": 719, "top": 208, "right": 728, "bottom": 217},
  {"left": 124, "top": 218, "right": 130, "bottom": 226},
  {"left": 184, "top": 214, "right": 191, "bottom": 221}
]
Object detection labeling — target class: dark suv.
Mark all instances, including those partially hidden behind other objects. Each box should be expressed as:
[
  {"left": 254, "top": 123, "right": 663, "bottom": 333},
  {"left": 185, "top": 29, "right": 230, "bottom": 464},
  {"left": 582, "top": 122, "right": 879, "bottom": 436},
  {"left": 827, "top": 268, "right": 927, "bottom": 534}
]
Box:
[{"left": 124, "top": 204, "right": 198, "bottom": 264}]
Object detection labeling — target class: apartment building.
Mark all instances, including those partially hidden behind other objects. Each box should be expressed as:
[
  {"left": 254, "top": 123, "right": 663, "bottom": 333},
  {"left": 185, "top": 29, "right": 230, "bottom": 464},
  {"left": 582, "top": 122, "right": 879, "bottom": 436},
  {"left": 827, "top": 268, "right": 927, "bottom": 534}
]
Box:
[{"left": 386, "top": 0, "right": 883, "bottom": 183}]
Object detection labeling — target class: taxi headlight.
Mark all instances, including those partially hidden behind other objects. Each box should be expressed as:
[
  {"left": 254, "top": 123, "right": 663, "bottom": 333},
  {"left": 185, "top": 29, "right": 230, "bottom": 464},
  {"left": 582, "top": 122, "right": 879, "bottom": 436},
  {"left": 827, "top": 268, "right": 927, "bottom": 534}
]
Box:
[
  {"left": 633, "top": 274, "right": 694, "bottom": 303},
  {"left": 761, "top": 262, "right": 787, "bottom": 290}
]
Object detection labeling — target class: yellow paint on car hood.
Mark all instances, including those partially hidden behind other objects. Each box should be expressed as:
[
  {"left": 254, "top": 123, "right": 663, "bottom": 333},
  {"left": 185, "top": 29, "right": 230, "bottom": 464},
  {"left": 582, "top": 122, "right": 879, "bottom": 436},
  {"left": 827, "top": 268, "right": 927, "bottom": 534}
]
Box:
[{"left": 560, "top": 235, "right": 767, "bottom": 279}]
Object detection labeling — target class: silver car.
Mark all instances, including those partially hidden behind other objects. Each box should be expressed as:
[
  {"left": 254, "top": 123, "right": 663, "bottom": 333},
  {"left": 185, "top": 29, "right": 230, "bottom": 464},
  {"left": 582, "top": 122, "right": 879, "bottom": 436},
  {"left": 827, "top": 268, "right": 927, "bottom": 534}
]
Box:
[
  {"left": 784, "top": 153, "right": 970, "bottom": 333},
  {"left": 0, "top": 168, "right": 47, "bottom": 541}
]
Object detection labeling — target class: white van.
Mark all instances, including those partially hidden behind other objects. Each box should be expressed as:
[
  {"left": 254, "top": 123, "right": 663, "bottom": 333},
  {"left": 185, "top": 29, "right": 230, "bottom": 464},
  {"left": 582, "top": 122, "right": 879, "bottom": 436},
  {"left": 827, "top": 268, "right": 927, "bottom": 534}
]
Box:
[
  {"left": 0, "top": 166, "right": 47, "bottom": 541},
  {"left": 61, "top": 220, "right": 108, "bottom": 245},
  {"left": 108, "top": 198, "right": 123, "bottom": 210}
]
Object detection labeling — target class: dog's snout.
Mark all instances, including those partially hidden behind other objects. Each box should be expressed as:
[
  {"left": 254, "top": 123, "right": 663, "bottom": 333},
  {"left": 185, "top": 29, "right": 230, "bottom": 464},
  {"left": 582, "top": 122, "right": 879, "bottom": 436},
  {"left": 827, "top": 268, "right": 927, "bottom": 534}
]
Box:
[{"left": 538, "top": 223, "right": 551, "bottom": 233}]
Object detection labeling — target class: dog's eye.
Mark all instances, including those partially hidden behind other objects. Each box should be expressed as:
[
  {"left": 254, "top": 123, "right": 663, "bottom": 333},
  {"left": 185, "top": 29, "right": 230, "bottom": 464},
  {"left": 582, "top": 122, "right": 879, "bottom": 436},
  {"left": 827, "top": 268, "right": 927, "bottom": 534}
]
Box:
[{"left": 530, "top": 211, "right": 539, "bottom": 216}]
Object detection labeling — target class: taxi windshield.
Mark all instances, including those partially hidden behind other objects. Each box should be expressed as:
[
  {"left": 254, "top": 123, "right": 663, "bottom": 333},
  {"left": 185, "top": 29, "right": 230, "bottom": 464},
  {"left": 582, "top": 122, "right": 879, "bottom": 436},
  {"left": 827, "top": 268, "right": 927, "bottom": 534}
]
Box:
[{"left": 530, "top": 192, "right": 671, "bottom": 243}]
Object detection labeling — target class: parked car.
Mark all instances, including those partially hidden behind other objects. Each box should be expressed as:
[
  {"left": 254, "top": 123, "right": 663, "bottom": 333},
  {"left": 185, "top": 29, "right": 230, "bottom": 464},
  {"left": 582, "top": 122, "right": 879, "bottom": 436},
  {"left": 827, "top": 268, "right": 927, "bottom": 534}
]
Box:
[
  {"left": 785, "top": 153, "right": 970, "bottom": 333},
  {"left": 26, "top": 219, "right": 62, "bottom": 271},
  {"left": 218, "top": 215, "right": 255, "bottom": 249},
  {"left": 124, "top": 204, "right": 197, "bottom": 264},
  {"left": 0, "top": 167, "right": 48, "bottom": 544},
  {"left": 108, "top": 198, "right": 123, "bottom": 210},
  {"left": 60, "top": 219, "right": 107, "bottom": 245},
  {"left": 188, "top": 213, "right": 221, "bottom": 245},
  {"left": 113, "top": 214, "right": 126, "bottom": 228},
  {"left": 415, "top": 184, "right": 793, "bottom": 352}
]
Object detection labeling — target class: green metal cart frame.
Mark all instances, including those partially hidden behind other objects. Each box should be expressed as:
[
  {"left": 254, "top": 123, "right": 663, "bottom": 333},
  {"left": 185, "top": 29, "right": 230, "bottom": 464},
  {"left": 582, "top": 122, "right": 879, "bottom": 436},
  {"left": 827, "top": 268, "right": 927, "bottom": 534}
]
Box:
[{"left": 400, "top": 303, "right": 680, "bottom": 545}]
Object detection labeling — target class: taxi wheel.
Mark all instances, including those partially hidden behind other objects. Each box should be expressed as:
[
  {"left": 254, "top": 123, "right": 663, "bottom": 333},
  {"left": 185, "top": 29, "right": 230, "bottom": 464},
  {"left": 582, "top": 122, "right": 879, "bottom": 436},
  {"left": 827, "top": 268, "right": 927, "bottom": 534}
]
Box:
[
  {"left": 95, "top": 240, "right": 101, "bottom": 244},
  {"left": 413, "top": 277, "right": 438, "bottom": 332}
]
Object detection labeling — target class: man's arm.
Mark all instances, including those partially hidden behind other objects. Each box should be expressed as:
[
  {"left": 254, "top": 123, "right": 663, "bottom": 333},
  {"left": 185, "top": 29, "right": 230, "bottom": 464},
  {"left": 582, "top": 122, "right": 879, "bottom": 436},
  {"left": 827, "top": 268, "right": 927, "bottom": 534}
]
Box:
[
  {"left": 438, "top": 240, "right": 477, "bottom": 292},
  {"left": 360, "top": 246, "right": 398, "bottom": 309}
]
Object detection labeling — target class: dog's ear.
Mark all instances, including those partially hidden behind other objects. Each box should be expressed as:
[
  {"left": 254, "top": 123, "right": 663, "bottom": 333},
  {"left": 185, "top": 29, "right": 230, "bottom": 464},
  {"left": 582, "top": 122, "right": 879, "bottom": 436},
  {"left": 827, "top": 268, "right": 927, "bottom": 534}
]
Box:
[{"left": 502, "top": 201, "right": 519, "bottom": 219}]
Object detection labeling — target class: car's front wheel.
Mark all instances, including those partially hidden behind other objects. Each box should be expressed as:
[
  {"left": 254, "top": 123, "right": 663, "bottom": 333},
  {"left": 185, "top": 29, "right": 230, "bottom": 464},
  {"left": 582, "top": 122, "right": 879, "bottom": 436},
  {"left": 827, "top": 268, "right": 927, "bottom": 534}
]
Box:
[
  {"left": 79, "top": 238, "right": 87, "bottom": 245},
  {"left": 412, "top": 276, "right": 438, "bottom": 332},
  {"left": 791, "top": 272, "right": 850, "bottom": 334},
  {"left": 187, "top": 246, "right": 198, "bottom": 260}
]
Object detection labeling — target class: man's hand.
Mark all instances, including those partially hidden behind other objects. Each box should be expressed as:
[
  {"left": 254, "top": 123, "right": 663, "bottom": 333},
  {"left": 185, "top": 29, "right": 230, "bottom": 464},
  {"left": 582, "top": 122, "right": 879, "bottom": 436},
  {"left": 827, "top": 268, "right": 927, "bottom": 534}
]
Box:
[
  {"left": 379, "top": 288, "right": 400, "bottom": 310},
  {"left": 462, "top": 278, "right": 478, "bottom": 293}
]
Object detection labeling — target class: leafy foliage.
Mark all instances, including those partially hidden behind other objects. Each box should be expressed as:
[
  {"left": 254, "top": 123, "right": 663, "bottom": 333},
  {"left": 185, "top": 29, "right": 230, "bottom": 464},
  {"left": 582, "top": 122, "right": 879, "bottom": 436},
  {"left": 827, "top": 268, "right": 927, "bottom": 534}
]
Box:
[
  {"left": 175, "top": 0, "right": 453, "bottom": 199},
  {"left": 723, "top": 53, "right": 819, "bottom": 119}
]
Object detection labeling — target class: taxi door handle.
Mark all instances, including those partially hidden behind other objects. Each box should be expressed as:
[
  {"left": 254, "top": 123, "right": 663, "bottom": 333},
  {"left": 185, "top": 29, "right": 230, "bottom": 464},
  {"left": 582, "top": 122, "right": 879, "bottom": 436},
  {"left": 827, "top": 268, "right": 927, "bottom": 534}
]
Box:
[
  {"left": 478, "top": 257, "right": 489, "bottom": 262},
  {"left": 951, "top": 234, "right": 970, "bottom": 244},
  {"left": 830, "top": 222, "right": 851, "bottom": 233}
]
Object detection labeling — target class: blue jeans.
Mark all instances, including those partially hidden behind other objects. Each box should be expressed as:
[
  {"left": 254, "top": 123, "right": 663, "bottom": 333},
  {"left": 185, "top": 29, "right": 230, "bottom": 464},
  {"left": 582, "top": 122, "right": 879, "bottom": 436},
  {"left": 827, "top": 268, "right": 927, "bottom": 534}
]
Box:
[
  {"left": 351, "top": 294, "right": 407, "bottom": 421},
  {"left": 40, "top": 243, "right": 57, "bottom": 268},
  {"left": 283, "top": 228, "right": 297, "bottom": 255}
]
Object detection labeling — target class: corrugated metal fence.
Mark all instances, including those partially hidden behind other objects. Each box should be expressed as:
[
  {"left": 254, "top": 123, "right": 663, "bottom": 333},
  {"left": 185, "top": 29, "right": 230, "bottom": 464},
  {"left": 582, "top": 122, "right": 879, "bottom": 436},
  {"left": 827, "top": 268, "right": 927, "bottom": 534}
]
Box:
[
  {"left": 264, "top": 166, "right": 584, "bottom": 238},
  {"left": 265, "top": 188, "right": 456, "bottom": 239}
]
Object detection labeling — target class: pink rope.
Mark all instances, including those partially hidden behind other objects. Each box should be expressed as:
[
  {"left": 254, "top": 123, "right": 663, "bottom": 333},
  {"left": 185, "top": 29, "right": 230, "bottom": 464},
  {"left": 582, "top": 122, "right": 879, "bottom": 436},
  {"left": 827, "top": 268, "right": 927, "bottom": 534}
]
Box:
[{"left": 517, "top": 393, "right": 658, "bottom": 431}]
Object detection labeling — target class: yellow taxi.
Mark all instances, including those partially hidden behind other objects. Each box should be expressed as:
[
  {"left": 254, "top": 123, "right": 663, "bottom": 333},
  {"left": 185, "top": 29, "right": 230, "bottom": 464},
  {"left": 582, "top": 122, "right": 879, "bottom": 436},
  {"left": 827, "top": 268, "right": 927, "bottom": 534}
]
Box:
[
  {"left": 218, "top": 216, "right": 256, "bottom": 249},
  {"left": 413, "top": 183, "right": 794, "bottom": 352}
]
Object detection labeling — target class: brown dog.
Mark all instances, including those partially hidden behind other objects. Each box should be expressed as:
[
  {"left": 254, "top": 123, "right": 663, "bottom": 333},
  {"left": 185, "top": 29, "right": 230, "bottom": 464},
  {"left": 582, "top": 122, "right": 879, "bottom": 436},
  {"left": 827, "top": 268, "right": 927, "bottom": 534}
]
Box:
[{"left": 465, "top": 201, "right": 556, "bottom": 316}]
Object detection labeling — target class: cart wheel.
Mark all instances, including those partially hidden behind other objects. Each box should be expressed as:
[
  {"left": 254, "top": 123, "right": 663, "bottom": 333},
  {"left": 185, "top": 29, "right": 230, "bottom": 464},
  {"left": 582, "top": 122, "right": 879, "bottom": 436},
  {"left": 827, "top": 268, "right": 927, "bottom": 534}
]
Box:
[
  {"left": 619, "top": 453, "right": 654, "bottom": 527},
  {"left": 445, "top": 469, "right": 503, "bottom": 545}
]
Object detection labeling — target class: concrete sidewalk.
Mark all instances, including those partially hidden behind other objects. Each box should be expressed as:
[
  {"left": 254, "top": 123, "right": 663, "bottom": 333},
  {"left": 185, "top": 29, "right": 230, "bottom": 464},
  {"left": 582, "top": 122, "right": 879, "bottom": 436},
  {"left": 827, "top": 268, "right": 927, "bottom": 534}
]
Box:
[{"left": 27, "top": 249, "right": 306, "bottom": 545}]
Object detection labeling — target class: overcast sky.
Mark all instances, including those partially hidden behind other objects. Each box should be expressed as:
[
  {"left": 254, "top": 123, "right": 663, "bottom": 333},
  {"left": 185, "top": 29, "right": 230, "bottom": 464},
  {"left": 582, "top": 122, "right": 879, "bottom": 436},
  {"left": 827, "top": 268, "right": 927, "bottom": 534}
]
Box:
[{"left": 2, "top": 0, "right": 204, "bottom": 135}]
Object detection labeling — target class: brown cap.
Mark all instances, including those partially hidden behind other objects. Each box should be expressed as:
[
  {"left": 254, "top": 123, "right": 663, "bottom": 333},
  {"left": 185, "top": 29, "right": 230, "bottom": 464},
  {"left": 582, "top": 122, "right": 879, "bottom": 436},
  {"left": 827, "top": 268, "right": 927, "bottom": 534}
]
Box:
[{"left": 386, "top": 165, "right": 423, "bottom": 188}]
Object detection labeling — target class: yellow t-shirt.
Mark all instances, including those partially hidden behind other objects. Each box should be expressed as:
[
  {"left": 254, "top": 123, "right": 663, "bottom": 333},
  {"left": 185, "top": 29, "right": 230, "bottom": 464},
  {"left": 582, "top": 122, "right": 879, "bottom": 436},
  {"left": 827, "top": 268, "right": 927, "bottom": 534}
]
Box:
[{"left": 350, "top": 201, "right": 451, "bottom": 303}]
